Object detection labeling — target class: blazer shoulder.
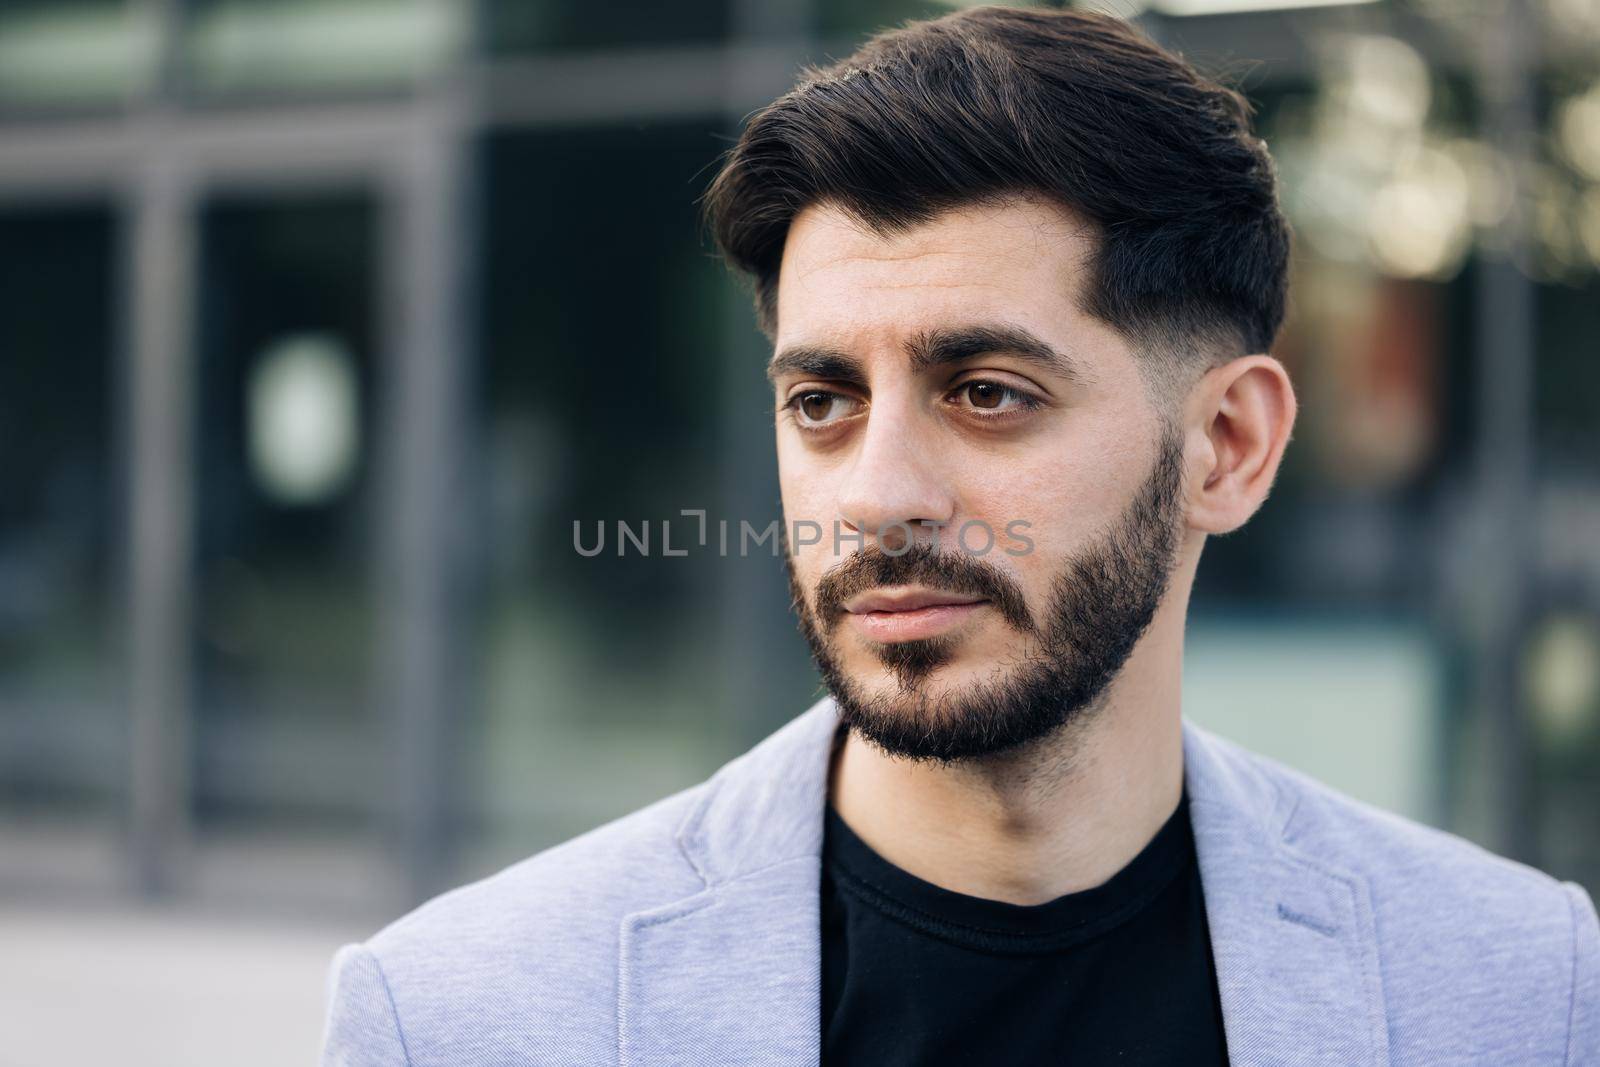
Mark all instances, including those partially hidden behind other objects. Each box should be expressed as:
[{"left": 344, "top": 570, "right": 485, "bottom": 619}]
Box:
[
  {"left": 1207, "top": 731, "right": 1597, "bottom": 1058},
  {"left": 371, "top": 778, "right": 710, "bottom": 962},
  {"left": 1230, "top": 738, "right": 1570, "bottom": 909},
  {"left": 324, "top": 780, "right": 714, "bottom": 1065}
]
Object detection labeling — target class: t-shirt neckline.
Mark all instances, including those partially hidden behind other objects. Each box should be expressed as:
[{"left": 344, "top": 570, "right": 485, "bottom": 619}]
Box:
[{"left": 822, "top": 790, "right": 1195, "bottom": 955}]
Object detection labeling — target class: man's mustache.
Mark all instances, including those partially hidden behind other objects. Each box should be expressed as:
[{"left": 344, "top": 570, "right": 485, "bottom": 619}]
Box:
[{"left": 810, "top": 543, "right": 1036, "bottom": 635}]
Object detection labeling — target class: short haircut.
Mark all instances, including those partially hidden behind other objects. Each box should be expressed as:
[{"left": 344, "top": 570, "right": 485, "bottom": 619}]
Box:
[{"left": 702, "top": 5, "right": 1291, "bottom": 374}]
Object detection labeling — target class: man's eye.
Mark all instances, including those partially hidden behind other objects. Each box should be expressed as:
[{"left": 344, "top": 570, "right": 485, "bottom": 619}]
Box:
[
  {"left": 950, "top": 381, "right": 1036, "bottom": 413},
  {"left": 789, "top": 391, "right": 857, "bottom": 426}
]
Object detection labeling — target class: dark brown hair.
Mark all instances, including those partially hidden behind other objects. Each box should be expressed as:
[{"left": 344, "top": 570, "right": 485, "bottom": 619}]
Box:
[{"left": 702, "top": 5, "right": 1290, "bottom": 369}]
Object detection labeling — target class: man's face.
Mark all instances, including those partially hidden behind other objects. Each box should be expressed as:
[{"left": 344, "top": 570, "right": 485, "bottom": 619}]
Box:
[{"left": 772, "top": 196, "right": 1188, "bottom": 763}]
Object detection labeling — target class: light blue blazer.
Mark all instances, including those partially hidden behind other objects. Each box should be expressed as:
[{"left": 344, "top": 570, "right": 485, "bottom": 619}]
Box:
[{"left": 322, "top": 698, "right": 1600, "bottom": 1065}]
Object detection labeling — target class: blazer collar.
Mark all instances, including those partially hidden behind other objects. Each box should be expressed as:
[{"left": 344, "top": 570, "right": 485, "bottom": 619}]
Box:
[
  {"left": 674, "top": 695, "right": 841, "bottom": 886},
  {"left": 618, "top": 699, "right": 1389, "bottom": 1066},
  {"left": 617, "top": 699, "right": 839, "bottom": 1066}
]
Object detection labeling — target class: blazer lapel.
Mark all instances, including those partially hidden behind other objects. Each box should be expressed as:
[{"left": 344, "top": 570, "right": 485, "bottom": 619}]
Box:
[
  {"left": 618, "top": 858, "right": 822, "bottom": 1066},
  {"left": 617, "top": 699, "right": 840, "bottom": 1067},
  {"left": 1184, "top": 720, "right": 1390, "bottom": 1065}
]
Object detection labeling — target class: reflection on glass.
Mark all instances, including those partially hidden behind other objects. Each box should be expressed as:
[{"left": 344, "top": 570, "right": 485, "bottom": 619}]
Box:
[
  {"left": 247, "top": 334, "right": 361, "bottom": 508},
  {"left": 184, "top": 0, "right": 462, "bottom": 95},
  {"left": 0, "top": 0, "right": 157, "bottom": 106}
]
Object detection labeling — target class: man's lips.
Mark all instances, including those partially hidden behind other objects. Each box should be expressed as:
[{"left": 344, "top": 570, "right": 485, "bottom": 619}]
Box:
[
  {"left": 842, "top": 587, "right": 990, "bottom": 643},
  {"left": 844, "top": 587, "right": 989, "bottom": 614}
]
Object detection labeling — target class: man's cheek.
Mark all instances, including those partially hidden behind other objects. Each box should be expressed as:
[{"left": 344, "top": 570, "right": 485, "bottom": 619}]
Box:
[
  {"left": 778, "top": 491, "right": 826, "bottom": 537},
  {"left": 787, "top": 549, "right": 825, "bottom": 599},
  {"left": 997, "top": 550, "right": 1050, "bottom": 605}
]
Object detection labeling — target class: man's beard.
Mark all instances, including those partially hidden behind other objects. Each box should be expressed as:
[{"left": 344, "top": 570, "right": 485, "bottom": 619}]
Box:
[{"left": 786, "top": 426, "right": 1186, "bottom": 764}]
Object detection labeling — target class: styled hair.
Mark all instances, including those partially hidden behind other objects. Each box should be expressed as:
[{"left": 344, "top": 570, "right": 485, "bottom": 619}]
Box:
[{"left": 702, "top": 5, "right": 1290, "bottom": 370}]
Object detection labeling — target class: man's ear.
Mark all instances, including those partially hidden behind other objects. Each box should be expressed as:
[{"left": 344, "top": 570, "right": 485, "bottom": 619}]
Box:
[{"left": 1183, "top": 354, "right": 1297, "bottom": 536}]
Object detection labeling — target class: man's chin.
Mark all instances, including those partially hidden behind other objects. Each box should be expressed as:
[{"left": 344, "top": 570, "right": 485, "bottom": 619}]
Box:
[
  {"left": 833, "top": 651, "right": 990, "bottom": 701},
  {"left": 819, "top": 640, "right": 1096, "bottom": 763}
]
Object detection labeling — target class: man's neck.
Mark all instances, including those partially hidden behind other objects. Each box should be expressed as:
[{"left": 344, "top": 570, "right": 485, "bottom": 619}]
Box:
[{"left": 826, "top": 617, "right": 1186, "bottom": 906}]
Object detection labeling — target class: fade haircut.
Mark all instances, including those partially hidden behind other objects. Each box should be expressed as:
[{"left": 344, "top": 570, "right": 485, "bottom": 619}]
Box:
[{"left": 702, "top": 5, "right": 1291, "bottom": 380}]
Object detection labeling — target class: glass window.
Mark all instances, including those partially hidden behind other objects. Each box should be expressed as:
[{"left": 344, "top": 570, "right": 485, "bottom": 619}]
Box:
[
  {"left": 191, "top": 193, "right": 379, "bottom": 845},
  {"left": 0, "top": 204, "right": 123, "bottom": 876},
  {"left": 464, "top": 121, "right": 814, "bottom": 876}
]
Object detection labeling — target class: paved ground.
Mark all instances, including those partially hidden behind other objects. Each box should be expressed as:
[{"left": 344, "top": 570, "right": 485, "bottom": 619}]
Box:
[{"left": 0, "top": 901, "right": 370, "bottom": 1066}]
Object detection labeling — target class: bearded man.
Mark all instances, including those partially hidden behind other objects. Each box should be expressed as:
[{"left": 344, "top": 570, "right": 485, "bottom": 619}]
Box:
[{"left": 322, "top": 8, "right": 1599, "bottom": 1065}]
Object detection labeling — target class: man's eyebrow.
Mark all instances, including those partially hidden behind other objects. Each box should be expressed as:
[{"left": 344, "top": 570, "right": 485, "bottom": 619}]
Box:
[
  {"left": 906, "top": 324, "right": 1084, "bottom": 383},
  {"left": 767, "top": 324, "right": 1083, "bottom": 387},
  {"left": 766, "top": 345, "right": 867, "bottom": 386}
]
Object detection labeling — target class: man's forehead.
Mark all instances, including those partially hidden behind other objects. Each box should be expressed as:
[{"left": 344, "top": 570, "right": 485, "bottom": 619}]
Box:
[
  {"left": 775, "top": 197, "right": 1097, "bottom": 337},
  {"left": 781, "top": 197, "right": 1092, "bottom": 276}
]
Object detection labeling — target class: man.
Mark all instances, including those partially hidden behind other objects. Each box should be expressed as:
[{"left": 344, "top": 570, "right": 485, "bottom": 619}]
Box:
[{"left": 322, "top": 7, "right": 1598, "bottom": 1065}]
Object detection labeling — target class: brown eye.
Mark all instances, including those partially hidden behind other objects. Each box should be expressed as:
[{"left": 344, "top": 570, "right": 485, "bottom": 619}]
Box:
[
  {"left": 965, "top": 382, "right": 1005, "bottom": 409},
  {"left": 948, "top": 380, "right": 1039, "bottom": 417},
  {"left": 789, "top": 390, "right": 859, "bottom": 427},
  {"left": 799, "top": 392, "right": 835, "bottom": 421}
]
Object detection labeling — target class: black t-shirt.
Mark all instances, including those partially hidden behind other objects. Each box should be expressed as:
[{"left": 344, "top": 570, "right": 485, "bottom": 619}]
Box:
[{"left": 821, "top": 791, "right": 1229, "bottom": 1065}]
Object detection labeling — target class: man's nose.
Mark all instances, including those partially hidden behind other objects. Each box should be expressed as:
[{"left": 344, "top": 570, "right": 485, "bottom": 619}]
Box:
[{"left": 834, "top": 403, "right": 956, "bottom": 553}]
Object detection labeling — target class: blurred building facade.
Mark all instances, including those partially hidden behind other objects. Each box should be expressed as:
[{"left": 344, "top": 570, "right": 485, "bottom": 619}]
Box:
[{"left": 1, "top": 0, "right": 1598, "bottom": 922}]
